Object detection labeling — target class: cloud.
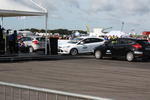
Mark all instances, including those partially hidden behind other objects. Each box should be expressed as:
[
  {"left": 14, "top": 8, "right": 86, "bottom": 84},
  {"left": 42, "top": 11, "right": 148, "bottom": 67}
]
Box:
[
  {"left": 119, "top": 0, "right": 150, "bottom": 15},
  {"left": 90, "top": 0, "right": 117, "bottom": 12},
  {"left": 90, "top": 0, "right": 150, "bottom": 15},
  {"left": 34, "top": 0, "right": 57, "bottom": 11},
  {"left": 16, "top": 0, "right": 150, "bottom": 32},
  {"left": 64, "top": 0, "right": 80, "bottom": 8}
]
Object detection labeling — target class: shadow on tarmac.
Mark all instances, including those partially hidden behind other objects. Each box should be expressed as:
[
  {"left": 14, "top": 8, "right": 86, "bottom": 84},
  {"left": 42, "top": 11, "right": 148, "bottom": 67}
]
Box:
[
  {"left": 0, "top": 53, "right": 149, "bottom": 63},
  {"left": 0, "top": 53, "right": 95, "bottom": 63}
]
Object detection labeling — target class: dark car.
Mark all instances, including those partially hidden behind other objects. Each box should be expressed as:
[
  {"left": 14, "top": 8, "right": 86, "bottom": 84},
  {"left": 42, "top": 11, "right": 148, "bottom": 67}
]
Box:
[{"left": 94, "top": 38, "right": 150, "bottom": 61}]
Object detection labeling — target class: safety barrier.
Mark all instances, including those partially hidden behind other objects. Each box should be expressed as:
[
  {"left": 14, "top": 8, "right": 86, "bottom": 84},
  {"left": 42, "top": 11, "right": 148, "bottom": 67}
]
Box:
[{"left": 0, "top": 81, "right": 112, "bottom": 100}]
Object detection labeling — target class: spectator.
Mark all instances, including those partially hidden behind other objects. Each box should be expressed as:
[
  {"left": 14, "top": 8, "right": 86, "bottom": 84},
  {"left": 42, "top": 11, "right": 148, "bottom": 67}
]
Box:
[
  {"left": 8, "top": 30, "right": 18, "bottom": 54},
  {"left": 13, "top": 30, "right": 18, "bottom": 53},
  {"left": 0, "top": 25, "right": 3, "bottom": 40},
  {"left": 8, "top": 33, "right": 14, "bottom": 54}
]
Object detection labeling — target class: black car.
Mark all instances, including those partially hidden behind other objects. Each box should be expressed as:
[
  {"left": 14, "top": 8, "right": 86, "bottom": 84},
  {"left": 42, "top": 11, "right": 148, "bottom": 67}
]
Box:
[{"left": 94, "top": 38, "right": 150, "bottom": 61}]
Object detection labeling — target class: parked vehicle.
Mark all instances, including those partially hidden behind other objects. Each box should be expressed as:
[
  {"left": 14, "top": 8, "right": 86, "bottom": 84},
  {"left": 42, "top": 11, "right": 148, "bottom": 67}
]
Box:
[
  {"left": 58, "top": 37, "right": 105, "bottom": 55},
  {"left": 18, "top": 36, "right": 46, "bottom": 53},
  {"left": 94, "top": 38, "right": 150, "bottom": 61}
]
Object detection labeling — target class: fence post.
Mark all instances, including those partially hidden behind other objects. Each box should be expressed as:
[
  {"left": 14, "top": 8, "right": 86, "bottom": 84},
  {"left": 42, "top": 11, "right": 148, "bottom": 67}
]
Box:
[
  {"left": 4, "top": 86, "right": 6, "bottom": 100},
  {"left": 56, "top": 94, "right": 58, "bottom": 100},
  {"left": 36, "top": 91, "right": 39, "bottom": 100},
  {"left": 46, "top": 92, "right": 48, "bottom": 100},
  {"left": 19, "top": 89, "right": 22, "bottom": 100},
  {"left": 11, "top": 87, "right": 14, "bottom": 100},
  {"left": 66, "top": 96, "right": 68, "bottom": 100}
]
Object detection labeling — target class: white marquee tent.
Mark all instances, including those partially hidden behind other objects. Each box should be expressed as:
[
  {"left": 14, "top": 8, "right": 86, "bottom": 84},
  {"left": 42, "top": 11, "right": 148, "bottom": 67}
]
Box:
[
  {"left": 0, "top": 0, "right": 49, "bottom": 54},
  {"left": 106, "top": 30, "right": 129, "bottom": 38},
  {"left": 0, "top": 0, "right": 47, "bottom": 17}
]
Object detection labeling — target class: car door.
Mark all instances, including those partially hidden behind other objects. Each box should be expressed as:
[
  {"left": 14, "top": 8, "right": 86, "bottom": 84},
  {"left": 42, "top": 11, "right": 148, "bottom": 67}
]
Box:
[
  {"left": 111, "top": 39, "right": 128, "bottom": 57},
  {"left": 77, "top": 38, "right": 91, "bottom": 53},
  {"left": 89, "top": 38, "right": 104, "bottom": 52},
  {"left": 105, "top": 40, "right": 114, "bottom": 57},
  {"left": 117, "top": 39, "right": 129, "bottom": 56}
]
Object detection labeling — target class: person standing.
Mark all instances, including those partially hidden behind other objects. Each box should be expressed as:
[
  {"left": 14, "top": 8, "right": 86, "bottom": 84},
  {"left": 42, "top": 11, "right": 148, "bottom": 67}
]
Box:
[
  {"left": 0, "top": 25, "right": 3, "bottom": 40},
  {"left": 0, "top": 26, "right": 5, "bottom": 54},
  {"left": 13, "top": 30, "right": 18, "bottom": 53},
  {"left": 8, "top": 30, "right": 18, "bottom": 54},
  {"left": 8, "top": 32, "right": 14, "bottom": 54}
]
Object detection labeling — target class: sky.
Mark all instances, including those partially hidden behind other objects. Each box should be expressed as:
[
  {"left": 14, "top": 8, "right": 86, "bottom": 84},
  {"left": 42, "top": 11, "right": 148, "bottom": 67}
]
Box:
[{"left": 2, "top": 0, "right": 150, "bottom": 33}]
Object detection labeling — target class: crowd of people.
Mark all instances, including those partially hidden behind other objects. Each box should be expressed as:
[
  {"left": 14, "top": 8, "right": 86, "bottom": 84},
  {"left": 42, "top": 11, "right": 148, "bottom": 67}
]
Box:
[
  {"left": 0, "top": 25, "right": 18, "bottom": 54},
  {"left": 101, "top": 35, "right": 150, "bottom": 42}
]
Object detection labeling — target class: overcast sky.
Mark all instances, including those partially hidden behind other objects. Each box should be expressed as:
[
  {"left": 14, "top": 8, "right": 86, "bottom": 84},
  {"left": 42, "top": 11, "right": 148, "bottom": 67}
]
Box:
[{"left": 3, "top": 0, "right": 150, "bottom": 33}]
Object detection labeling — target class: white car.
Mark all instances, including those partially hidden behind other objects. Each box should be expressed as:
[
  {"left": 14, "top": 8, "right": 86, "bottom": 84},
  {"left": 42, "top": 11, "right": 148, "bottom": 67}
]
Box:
[
  {"left": 58, "top": 37, "right": 105, "bottom": 55},
  {"left": 19, "top": 36, "right": 46, "bottom": 53}
]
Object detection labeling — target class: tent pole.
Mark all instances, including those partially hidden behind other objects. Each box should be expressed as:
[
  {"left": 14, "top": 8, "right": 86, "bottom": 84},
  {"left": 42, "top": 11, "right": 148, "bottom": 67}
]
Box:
[
  {"left": 1, "top": 17, "right": 3, "bottom": 27},
  {"left": 1, "top": 17, "right": 7, "bottom": 54},
  {"left": 45, "top": 13, "right": 49, "bottom": 55}
]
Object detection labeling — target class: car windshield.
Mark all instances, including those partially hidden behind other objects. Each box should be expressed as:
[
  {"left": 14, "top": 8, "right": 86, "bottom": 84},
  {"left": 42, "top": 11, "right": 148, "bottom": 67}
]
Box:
[{"left": 68, "top": 38, "right": 83, "bottom": 44}]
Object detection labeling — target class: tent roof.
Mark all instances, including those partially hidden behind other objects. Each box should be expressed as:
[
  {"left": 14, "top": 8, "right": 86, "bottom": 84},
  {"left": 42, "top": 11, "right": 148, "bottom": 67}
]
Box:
[{"left": 0, "top": 0, "right": 47, "bottom": 17}]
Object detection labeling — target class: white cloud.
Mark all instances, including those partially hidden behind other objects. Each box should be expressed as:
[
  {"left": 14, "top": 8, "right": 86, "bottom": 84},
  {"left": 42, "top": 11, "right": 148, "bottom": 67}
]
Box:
[
  {"left": 90, "top": 0, "right": 116, "bottom": 12},
  {"left": 34, "top": 0, "right": 57, "bottom": 11},
  {"left": 90, "top": 0, "right": 150, "bottom": 15},
  {"left": 63, "top": 0, "right": 80, "bottom": 8},
  {"left": 12, "top": 0, "right": 150, "bottom": 32}
]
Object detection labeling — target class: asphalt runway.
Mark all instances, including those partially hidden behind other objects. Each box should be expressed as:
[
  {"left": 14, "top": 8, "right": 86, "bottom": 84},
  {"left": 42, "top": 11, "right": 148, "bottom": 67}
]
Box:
[{"left": 0, "top": 55, "right": 150, "bottom": 100}]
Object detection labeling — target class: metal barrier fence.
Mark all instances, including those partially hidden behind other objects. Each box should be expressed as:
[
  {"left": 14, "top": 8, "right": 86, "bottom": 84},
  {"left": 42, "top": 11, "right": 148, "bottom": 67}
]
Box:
[{"left": 0, "top": 81, "right": 112, "bottom": 100}]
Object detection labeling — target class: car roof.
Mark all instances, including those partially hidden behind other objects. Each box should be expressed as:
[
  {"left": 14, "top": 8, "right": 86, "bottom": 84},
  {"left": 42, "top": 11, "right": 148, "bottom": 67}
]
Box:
[{"left": 78, "top": 36, "right": 104, "bottom": 39}]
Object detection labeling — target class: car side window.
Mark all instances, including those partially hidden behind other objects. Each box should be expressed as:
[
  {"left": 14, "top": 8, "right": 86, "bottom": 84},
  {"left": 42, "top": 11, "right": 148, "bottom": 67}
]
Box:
[
  {"left": 90, "top": 38, "right": 104, "bottom": 43},
  {"left": 118, "top": 39, "right": 127, "bottom": 45},
  {"left": 118, "top": 39, "right": 135, "bottom": 45},
  {"left": 107, "top": 40, "right": 118, "bottom": 46},
  {"left": 21, "top": 37, "right": 25, "bottom": 41},
  {"left": 23, "top": 37, "right": 28, "bottom": 41},
  {"left": 83, "top": 38, "right": 91, "bottom": 44},
  {"left": 26, "top": 37, "right": 32, "bottom": 41}
]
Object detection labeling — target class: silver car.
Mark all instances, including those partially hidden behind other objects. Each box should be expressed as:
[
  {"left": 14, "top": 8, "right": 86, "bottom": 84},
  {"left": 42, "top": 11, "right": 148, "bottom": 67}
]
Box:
[
  {"left": 58, "top": 37, "right": 105, "bottom": 55},
  {"left": 19, "top": 36, "right": 46, "bottom": 53}
]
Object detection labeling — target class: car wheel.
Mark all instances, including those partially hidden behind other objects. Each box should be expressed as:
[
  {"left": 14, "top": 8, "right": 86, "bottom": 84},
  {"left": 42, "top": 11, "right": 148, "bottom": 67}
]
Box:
[
  {"left": 126, "top": 52, "right": 134, "bottom": 62},
  {"left": 29, "top": 46, "right": 34, "bottom": 53},
  {"left": 94, "top": 50, "right": 103, "bottom": 59},
  {"left": 70, "top": 48, "right": 78, "bottom": 56}
]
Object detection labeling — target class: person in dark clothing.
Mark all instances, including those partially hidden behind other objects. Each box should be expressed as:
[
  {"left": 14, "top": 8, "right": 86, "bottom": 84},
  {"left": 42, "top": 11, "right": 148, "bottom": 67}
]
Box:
[
  {"left": 8, "top": 30, "right": 18, "bottom": 54},
  {"left": 0, "top": 25, "right": 3, "bottom": 40},
  {"left": 13, "top": 30, "right": 18, "bottom": 53},
  {"left": 0, "top": 26, "right": 5, "bottom": 54},
  {"left": 8, "top": 33, "right": 14, "bottom": 54},
  {"left": 5, "top": 30, "right": 10, "bottom": 53}
]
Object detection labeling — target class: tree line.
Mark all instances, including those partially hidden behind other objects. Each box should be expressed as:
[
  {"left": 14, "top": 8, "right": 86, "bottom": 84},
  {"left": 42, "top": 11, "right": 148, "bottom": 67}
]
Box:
[{"left": 19, "top": 28, "right": 87, "bottom": 35}]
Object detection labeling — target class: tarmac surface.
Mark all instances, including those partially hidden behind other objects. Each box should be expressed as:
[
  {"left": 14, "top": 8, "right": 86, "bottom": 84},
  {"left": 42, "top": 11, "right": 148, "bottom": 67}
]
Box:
[{"left": 0, "top": 55, "right": 150, "bottom": 100}]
